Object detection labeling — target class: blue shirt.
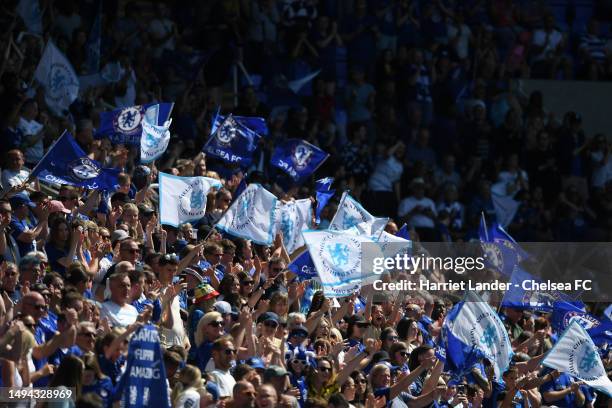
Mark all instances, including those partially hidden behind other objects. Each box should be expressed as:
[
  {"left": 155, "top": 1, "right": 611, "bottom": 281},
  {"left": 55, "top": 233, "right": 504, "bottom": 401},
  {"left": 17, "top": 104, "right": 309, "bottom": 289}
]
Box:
[
  {"left": 541, "top": 372, "right": 579, "bottom": 408},
  {"left": 49, "top": 345, "right": 83, "bottom": 367},
  {"left": 132, "top": 297, "right": 162, "bottom": 322},
  {"left": 83, "top": 377, "right": 114, "bottom": 408},
  {"left": 10, "top": 217, "right": 35, "bottom": 257},
  {"left": 33, "top": 322, "right": 57, "bottom": 386},
  {"left": 197, "top": 341, "right": 214, "bottom": 372},
  {"left": 98, "top": 353, "right": 126, "bottom": 385}
]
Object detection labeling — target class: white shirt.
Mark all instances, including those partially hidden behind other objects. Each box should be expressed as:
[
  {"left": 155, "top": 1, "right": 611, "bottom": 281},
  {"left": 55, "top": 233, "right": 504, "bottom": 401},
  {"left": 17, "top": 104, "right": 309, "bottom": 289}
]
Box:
[
  {"left": 532, "top": 29, "right": 563, "bottom": 61},
  {"left": 175, "top": 388, "right": 201, "bottom": 408},
  {"left": 210, "top": 368, "right": 236, "bottom": 398},
  {"left": 100, "top": 301, "right": 138, "bottom": 328},
  {"left": 159, "top": 290, "right": 186, "bottom": 347},
  {"left": 447, "top": 23, "right": 472, "bottom": 59},
  {"left": 368, "top": 156, "right": 403, "bottom": 192},
  {"left": 398, "top": 196, "right": 437, "bottom": 228}
]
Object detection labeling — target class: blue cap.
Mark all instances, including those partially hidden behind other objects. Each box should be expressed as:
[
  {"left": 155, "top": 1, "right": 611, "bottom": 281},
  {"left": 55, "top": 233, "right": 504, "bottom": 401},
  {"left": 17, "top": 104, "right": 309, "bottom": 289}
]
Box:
[
  {"left": 245, "top": 357, "right": 266, "bottom": 370},
  {"left": 10, "top": 192, "right": 35, "bottom": 208},
  {"left": 258, "top": 312, "right": 279, "bottom": 324}
]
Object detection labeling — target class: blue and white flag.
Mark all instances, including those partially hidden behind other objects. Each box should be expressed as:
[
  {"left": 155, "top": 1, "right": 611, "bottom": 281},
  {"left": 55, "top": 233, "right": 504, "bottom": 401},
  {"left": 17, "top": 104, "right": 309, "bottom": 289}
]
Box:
[
  {"left": 276, "top": 199, "right": 312, "bottom": 254},
  {"left": 113, "top": 324, "right": 171, "bottom": 408},
  {"left": 271, "top": 139, "right": 329, "bottom": 182},
  {"left": 396, "top": 223, "right": 410, "bottom": 240},
  {"left": 329, "top": 192, "right": 384, "bottom": 233},
  {"left": 479, "top": 215, "right": 527, "bottom": 276},
  {"left": 288, "top": 70, "right": 321, "bottom": 94},
  {"left": 16, "top": 0, "right": 42, "bottom": 34},
  {"left": 216, "top": 184, "right": 278, "bottom": 246},
  {"left": 543, "top": 320, "right": 612, "bottom": 396},
  {"left": 97, "top": 102, "right": 174, "bottom": 145},
  {"left": 288, "top": 250, "right": 318, "bottom": 282},
  {"left": 501, "top": 268, "right": 572, "bottom": 312},
  {"left": 374, "top": 231, "right": 412, "bottom": 259},
  {"left": 204, "top": 114, "right": 262, "bottom": 167},
  {"left": 210, "top": 110, "right": 268, "bottom": 137},
  {"left": 158, "top": 172, "right": 222, "bottom": 227},
  {"left": 31, "top": 131, "right": 119, "bottom": 190},
  {"left": 441, "top": 291, "right": 512, "bottom": 380},
  {"left": 302, "top": 229, "right": 381, "bottom": 297},
  {"left": 140, "top": 117, "right": 172, "bottom": 163},
  {"left": 315, "top": 189, "right": 335, "bottom": 224},
  {"left": 315, "top": 177, "right": 334, "bottom": 192},
  {"left": 551, "top": 301, "right": 612, "bottom": 347},
  {"left": 34, "top": 41, "right": 79, "bottom": 116},
  {"left": 84, "top": 0, "right": 102, "bottom": 75}
]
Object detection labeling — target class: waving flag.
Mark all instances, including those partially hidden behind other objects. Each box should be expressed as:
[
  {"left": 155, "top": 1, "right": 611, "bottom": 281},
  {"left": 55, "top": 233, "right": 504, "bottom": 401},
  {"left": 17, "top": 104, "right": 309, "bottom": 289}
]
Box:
[
  {"left": 501, "top": 268, "right": 573, "bottom": 312},
  {"left": 397, "top": 223, "right": 410, "bottom": 240},
  {"left": 158, "top": 173, "right": 222, "bottom": 227},
  {"left": 34, "top": 41, "right": 79, "bottom": 116},
  {"left": 543, "top": 320, "right": 612, "bottom": 396},
  {"left": 315, "top": 190, "right": 335, "bottom": 224},
  {"left": 216, "top": 184, "right": 278, "bottom": 246},
  {"left": 315, "top": 177, "right": 334, "bottom": 192},
  {"left": 551, "top": 301, "right": 611, "bottom": 347},
  {"left": 288, "top": 70, "right": 321, "bottom": 94},
  {"left": 276, "top": 199, "right": 312, "bottom": 254},
  {"left": 441, "top": 291, "right": 512, "bottom": 380},
  {"left": 210, "top": 110, "right": 268, "bottom": 137},
  {"left": 114, "top": 324, "right": 171, "bottom": 408},
  {"left": 204, "top": 114, "right": 262, "bottom": 167},
  {"left": 491, "top": 192, "right": 519, "bottom": 228},
  {"left": 374, "top": 231, "right": 411, "bottom": 257},
  {"left": 85, "top": 0, "right": 102, "bottom": 74},
  {"left": 302, "top": 229, "right": 381, "bottom": 297},
  {"left": 140, "top": 117, "right": 172, "bottom": 163},
  {"left": 479, "top": 215, "right": 527, "bottom": 276},
  {"left": 271, "top": 139, "right": 329, "bottom": 182},
  {"left": 288, "top": 250, "right": 318, "bottom": 282},
  {"left": 31, "top": 131, "right": 119, "bottom": 190},
  {"left": 329, "top": 192, "right": 384, "bottom": 233},
  {"left": 97, "top": 102, "right": 174, "bottom": 145}
]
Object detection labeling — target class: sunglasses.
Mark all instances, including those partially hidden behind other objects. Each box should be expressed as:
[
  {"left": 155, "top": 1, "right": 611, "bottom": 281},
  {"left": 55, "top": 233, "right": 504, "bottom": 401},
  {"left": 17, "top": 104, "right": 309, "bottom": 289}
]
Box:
[
  {"left": 241, "top": 280, "right": 254, "bottom": 286},
  {"left": 318, "top": 366, "right": 332, "bottom": 373},
  {"left": 27, "top": 303, "right": 47, "bottom": 311},
  {"left": 399, "top": 351, "right": 409, "bottom": 357},
  {"left": 209, "top": 321, "right": 224, "bottom": 328},
  {"left": 387, "top": 336, "right": 399, "bottom": 342},
  {"left": 357, "top": 323, "right": 370, "bottom": 328},
  {"left": 356, "top": 379, "right": 368, "bottom": 384},
  {"left": 224, "top": 348, "right": 237, "bottom": 355},
  {"left": 292, "top": 359, "right": 307, "bottom": 365},
  {"left": 264, "top": 320, "right": 279, "bottom": 328},
  {"left": 79, "top": 332, "right": 96, "bottom": 338}
]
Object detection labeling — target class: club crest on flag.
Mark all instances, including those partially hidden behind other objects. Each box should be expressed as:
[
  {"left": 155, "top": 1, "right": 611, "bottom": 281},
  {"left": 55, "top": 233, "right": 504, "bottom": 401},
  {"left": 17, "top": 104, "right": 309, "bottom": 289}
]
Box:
[
  {"left": 216, "top": 117, "right": 238, "bottom": 146},
  {"left": 566, "top": 313, "right": 600, "bottom": 330},
  {"left": 114, "top": 106, "right": 144, "bottom": 134},
  {"left": 481, "top": 242, "right": 503, "bottom": 270},
  {"left": 318, "top": 235, "right": 360, "bottom": 279},
  {"left": 292, "top": 143, "right": 314, "bottom": 170},
  {"left": 48, "top": 63, "right": 78, "bottom": 104},
  {"left": 570, "top": 339, "right": 605, "bottom": 381},
  {"left": 280, "top": 211, "right": 294, "bottom": 246},
  {"left": 178, "top": 179, "right": 207, "bottom": 218},
  {"left": 69, "top": 157, "right": 101, "bottom": 180}
]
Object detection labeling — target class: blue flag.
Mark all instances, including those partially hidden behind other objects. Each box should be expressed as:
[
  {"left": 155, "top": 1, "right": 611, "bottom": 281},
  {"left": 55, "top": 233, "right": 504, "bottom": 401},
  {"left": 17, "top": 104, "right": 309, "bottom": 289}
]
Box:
[
  {"left": 288, "top": 250, "right": 318, "bottom": 282},
  {"left": 315, "top": 177, "right": 334, "bottom": 192},
  {"left": 97, "top": 102, "right": 174, "bottom": 145},
  {"left": 113, "top": 324, "right": 171, "bottom": 408},
  {"left": 234, "top": 177, "right": 248, "bottom": 199},
  {"left": 315, "top": 190, "right": 335, "bottom": 224},
  {"left": 396, "top": 223, "right": 410, "bottom": 240},
  {"left": 211, "top": 110, "right": 268, "bottom": 137},
  {"left": 85, "top": 0, "right": 102, "bottom": 74},
  {"left": 31, "top": 131, "right": 119, "bottom": 190},
  {"left": 551, "top": 301, "right": 611, "bottom": 346},
  {"left": 501, "top": 268, "right": 575, "bottom": 312},
  {"left": 479, "top": 215, "right": 527, "bottom": 276},
  {"left": 271, "top": 139, "right": 329, "bottom": 182},
  {"left": 204, "top": 114, "right": 262, "bottom": 167}
]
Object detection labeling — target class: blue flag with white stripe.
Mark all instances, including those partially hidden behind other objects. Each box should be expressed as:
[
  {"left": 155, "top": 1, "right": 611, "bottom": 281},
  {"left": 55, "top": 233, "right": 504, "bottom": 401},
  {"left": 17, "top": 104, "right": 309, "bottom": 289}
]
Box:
[
  {"left": 271, "top": 139, "right": 329, "bottom": 182},
  {"left": 501, "top": 268, "right": 573, "bottom": 312},
  {"left": 288, "top": 250, "right": 318, "bottom": 282},
  {"left": 30, "top": 131, "right": 119, "bottom": 190},
  {"left": 315, "top": 177, "right": 334, "bottom": 192},
  {"left": 97, "top": 102, "right": 173, "bottom": 145},
  {"left": 396, "top": 223, "right": 410, "bottom": 240},
  {"left": 204, "top": 114, "right": 262, "bottom": 167},
  {"left": 210, "top": 110, "right": 268, "bottom": 137},
  {"left": 441, "top": 291, "right": 512, "bottom": 380}
]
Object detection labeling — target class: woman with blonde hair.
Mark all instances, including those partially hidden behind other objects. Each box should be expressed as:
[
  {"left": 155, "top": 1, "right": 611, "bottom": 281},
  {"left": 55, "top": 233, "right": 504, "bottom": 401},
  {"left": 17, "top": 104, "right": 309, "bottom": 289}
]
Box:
[
  {"left": 121, "top": 203, "right": 144, "bottom": 240},
  {"left": 172, "top": 364, "right": 205, "bottom": 407},
  {"left": 269, "top": 291, "right": 289, "bottom": 320}
]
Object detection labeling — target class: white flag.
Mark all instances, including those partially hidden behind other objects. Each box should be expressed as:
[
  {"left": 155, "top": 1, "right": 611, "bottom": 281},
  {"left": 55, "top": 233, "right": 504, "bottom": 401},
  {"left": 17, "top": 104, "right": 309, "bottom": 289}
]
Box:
[
  {"left": 447, "top": 291, "right": 513, "bottom": 380},
  {"left": 158, "top": 172, "right": 222, "bottom": 227},
  {"left": 34, "top": 41, "right": 79, "bottom": 116},
  {"left": 543, "top": 320, "right": 612, "bottom": 396},
  {"left": 141, "top": 117, "right": 172, "bottom": 163},
  {"left": 216, "top": 184, "right": 279, "bottom": 246},
  {"left": 276, "top": 199, "right": 312, "bottom": 254},
  {"left": 302, "top": 229, "right": 382, "bottom": 297},
  {"left": 329, "top": 192, "right": 385, "bottom": 234}
]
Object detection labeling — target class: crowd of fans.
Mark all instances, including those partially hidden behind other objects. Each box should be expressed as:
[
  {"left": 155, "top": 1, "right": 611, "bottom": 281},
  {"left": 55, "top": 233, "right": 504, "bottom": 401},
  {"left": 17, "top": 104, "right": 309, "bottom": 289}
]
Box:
[{"left": 0, "top": 0, "right": 610, "bottom": 407}]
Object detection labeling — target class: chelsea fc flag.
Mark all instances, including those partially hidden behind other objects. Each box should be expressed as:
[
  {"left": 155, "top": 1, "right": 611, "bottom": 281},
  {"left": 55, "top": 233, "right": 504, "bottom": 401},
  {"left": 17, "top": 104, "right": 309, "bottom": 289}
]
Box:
[
  {"left": 216, "top": 184, "right": 279, "bottom": 246},
  {"left": 270, "top": 139, "right": 329, "bottom": 182},
  {"left": 302, "top": 229, "right": 380, "bottom": 298},
  {"left": 329, "top": 192, "right": 386, "bottom": 234},
  {"left": 34, "top": 41, "right": 79, "bottom": 116},
  {"left": 140, "top": 117, "right": 172, "bottom": 163},
  {"left": 97, "top": 102, "right": 173, "bottom": 145},
  {"left": 30, "top": 131, "right": 119, "bottom": 190},
  {"left": 276, "top": 199, "right": 312, "bottom": 254},
  {"left": 543, "top": 320, "right": 612, "bottom": 396},
  {"left": 158, "top": 172, "right": 222, "bottom": 227},
  {"left": 204, "top": 114, "right": 262, "bottom": 167}
]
